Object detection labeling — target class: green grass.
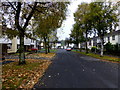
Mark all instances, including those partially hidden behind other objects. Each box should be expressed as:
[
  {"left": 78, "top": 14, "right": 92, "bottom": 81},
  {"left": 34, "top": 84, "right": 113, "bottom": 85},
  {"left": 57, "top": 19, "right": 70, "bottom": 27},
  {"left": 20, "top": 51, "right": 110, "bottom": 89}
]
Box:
[
  {"left": 50, "top": 49, "right": 57, "bottom": 52},
  {"left": 74, "top": 51, "right": 120, "bottom": 62},
  {"left": 38, "top": 49, "right": 57, "bottom": 53},
  {"left": 71, "top": 49, "right": 79, "bottom": 52},
  {"left": 39, "top": 49, "right": 46, "bottom": 51}
]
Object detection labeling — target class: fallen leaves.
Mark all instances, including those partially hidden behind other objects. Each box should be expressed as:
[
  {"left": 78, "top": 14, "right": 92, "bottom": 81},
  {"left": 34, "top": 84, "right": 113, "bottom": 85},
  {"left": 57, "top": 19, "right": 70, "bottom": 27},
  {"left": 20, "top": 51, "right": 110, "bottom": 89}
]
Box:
[
  {"left": 27, "top": 53, "right": 56, "bottom": 59},
  {"left": 19, "top": 61, "right": 52, "bottom": 88},
  {"left": 2, "top": 53, "right": 55, "bottom": 89}
]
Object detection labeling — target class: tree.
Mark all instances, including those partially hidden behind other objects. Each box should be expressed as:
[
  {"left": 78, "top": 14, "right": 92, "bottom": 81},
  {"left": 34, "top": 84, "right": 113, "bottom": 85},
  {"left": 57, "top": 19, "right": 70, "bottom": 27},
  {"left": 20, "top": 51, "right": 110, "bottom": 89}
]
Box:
[
  {"left": 70, "top": 23, "right": 85, "bottom": 49},
  {"left": 89, "top": 2, "right": 119, "bottom": 56},
  {"left": 2, "top": 2, "right": 39, "bottom": 65},
  {"left": 65, "top": 38, "right": 71, "bottom": 47},
  {"left": 70, "top": 23, "right": 80, "bottom": 48},
  {"left": 34, "top": 2, "right": 68, "bottom": 54},
  {"left": 74, "top": 3, "right": 92, "bottom": 53},
  {"left": 2, "top": 2, "right": 58, "bottom": 64},
  {"left": 49, "top": 31, "right": 58, "bottom": 49},
  {"left": 73, "top": 1, "right": 119, "bottom": 56}
]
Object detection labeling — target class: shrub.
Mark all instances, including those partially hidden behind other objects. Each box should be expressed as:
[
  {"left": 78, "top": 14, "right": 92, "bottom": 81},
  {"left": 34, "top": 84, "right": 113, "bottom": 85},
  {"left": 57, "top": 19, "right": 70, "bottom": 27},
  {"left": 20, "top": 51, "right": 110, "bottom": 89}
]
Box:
[
  {"left": 114, "top": 43, "right": 120, "bottom": 52},
  {"left": 104, "top": 42, "right": 113, "bottom": 52},
  {"left": 91, "top": 46, "right": 97, "bottom": 52},
  {"left": 16, "top": 48, "right": 21, "bottom": 53},
  {"left": 104, "top": 43, "right": 120, "bottom": 56},
  {"left": 28, "top": 49, "right": 32, "bottom": 52},
  {"left": 80, "top": 48, "right": 85, "bottom": 50}
]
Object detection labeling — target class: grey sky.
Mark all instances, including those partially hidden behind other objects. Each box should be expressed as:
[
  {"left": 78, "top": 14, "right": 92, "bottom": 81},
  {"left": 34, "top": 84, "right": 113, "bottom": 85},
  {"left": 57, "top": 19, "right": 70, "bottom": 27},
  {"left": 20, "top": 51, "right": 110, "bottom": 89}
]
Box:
[{"left": 57, "top": 0, "right": 91, "bottom": 40}]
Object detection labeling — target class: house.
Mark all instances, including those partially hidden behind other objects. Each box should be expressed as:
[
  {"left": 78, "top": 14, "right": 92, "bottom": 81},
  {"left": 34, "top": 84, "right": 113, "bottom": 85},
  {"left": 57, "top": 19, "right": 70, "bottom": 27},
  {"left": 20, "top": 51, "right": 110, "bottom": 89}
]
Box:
[
  {"left": 0, "top": 36, "right": 11, "bottom": 54},
  {"left": 0, "top": 27, "right": 43, "bottom": 54},
  {"left": 80, "top": 30, "right": 120, "bottom": 50},
  {"left": 104, "top": 30, "right": 120, "bottom": 45},
  {"left": 80, "top": 3, "right": 120, "bottom": 50},
  {"left": 0, "top": 36, "right": 41, "bottom": 54}
]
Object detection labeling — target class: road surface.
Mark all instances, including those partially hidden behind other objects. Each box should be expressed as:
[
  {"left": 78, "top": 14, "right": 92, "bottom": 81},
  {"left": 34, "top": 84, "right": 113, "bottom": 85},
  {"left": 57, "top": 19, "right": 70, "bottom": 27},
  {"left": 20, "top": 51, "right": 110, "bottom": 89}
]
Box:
[{"left": 34, "top": 49, "right": 119, "bottom": 88}]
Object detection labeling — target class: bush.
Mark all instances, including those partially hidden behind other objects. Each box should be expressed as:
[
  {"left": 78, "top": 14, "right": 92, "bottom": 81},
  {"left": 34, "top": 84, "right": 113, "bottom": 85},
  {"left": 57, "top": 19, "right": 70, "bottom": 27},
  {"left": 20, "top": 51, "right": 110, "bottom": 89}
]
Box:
[
  {"left": 28, "top": 49, "right": 32, "bottom": 52},
  {"left": 114, "top": 43, "right": 120, "bottom": 52},
  {"left": 16, "top": 48, "right": 21, "bottom": 53},
  {"left": 104, "top": 42, "right": 113, "bottom": 52},
  {"left": 104, "top": 43, "right": 120, "bottom": 55},
  {"left": 91, "top": 46, "right": 97, "bottom": 52},
  {"left": 80, "top": 48, "right": 85, "bottom": 50}
]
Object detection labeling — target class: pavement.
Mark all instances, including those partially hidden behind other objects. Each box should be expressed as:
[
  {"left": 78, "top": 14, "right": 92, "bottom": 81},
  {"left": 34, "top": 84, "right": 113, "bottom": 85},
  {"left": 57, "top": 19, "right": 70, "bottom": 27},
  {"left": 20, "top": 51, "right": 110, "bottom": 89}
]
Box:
[{"left": 33, "top": 49, "right": 120, "bottom": 88}]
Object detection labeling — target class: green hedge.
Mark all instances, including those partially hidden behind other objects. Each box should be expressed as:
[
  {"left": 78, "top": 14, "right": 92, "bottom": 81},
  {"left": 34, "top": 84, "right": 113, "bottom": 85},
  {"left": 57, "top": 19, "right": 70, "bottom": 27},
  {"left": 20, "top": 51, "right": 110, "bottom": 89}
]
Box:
[
  {"left": 104, "top": 42, "right": 120, "bottom": 55},
  {"left": 91, "top": 46, "right": 97, "bottom": 52}
]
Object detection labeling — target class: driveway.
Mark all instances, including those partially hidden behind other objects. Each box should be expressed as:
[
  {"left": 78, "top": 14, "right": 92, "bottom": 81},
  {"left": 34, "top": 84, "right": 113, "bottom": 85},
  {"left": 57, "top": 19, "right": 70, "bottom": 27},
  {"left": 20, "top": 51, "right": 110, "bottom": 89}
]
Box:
[{"left": 34, "top": 49, "right": 119, "bottom": 88}]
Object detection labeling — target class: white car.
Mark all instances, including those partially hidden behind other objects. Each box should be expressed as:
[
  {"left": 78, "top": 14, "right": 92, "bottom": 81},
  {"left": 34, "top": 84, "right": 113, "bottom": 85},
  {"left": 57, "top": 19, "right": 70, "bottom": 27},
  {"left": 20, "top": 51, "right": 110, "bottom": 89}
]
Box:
[{"left": 66, "top": 47, "right": 72, "bottom": 51}]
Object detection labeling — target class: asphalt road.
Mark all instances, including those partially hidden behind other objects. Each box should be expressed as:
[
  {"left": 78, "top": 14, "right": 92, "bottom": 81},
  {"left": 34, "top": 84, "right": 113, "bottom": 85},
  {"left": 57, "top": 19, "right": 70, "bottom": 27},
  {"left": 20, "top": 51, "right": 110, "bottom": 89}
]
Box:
[{"left": 34, "top": 49, "right": 120, "bottom": 88}]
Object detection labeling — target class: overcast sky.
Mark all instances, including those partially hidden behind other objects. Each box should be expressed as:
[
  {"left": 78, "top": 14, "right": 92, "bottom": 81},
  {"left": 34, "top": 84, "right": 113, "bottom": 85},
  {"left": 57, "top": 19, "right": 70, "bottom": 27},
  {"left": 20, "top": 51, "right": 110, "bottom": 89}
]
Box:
[{"left": 57, "top": 0, "right": 91, "bottom": 40}]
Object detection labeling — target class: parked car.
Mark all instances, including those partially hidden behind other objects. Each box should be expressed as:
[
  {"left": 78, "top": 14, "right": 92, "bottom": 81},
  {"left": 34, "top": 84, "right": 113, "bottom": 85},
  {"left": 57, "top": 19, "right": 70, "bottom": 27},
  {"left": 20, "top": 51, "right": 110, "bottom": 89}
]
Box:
[
  {"left": 28, "top": 48, "right": 38, "bottom": 52},
  {"left": 66, "top": 47, "right": 72, "bottom": 51}
]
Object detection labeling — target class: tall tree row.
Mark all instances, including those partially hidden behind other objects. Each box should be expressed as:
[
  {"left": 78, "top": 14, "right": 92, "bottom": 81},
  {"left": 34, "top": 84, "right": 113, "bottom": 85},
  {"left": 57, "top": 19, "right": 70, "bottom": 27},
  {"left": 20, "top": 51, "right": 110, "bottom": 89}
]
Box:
[
  {"left": 89, "top": 2, "right": 119, "bottom": 56},
  {"left": 72, "top": 1, "right": 119, "bottom": 56},
  {"left": 73, "top": 3, "right": 93, "bottom": 53}
]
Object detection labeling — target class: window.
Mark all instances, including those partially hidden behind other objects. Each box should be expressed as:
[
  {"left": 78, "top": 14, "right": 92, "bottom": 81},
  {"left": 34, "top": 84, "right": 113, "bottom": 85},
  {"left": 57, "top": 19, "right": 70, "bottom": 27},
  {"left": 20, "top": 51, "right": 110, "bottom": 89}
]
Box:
[
  {"left": 112, "top": 35, "right": 115, "bottom": 40},
  {"left": 7, "top": 44, "right": 11, "bottom": 49},
  {"left": 17, "top": 45, "right": 20, "bottom": 49}
]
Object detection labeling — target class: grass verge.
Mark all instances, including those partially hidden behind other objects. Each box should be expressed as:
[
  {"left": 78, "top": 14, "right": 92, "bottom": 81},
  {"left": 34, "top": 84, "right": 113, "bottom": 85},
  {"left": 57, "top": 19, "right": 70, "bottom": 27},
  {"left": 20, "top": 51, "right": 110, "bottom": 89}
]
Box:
[
  {"left": 50, "top": 49, "right": 57, "bottom": 52},
  {"left": 27, "top": 53, "right": 56, "bottom": 59},
  {"left": 73, "top": 50, "right": 120, "bottom": 62},
  {"left": 2, "top": 53, "right": 56, "bottom": 89}
]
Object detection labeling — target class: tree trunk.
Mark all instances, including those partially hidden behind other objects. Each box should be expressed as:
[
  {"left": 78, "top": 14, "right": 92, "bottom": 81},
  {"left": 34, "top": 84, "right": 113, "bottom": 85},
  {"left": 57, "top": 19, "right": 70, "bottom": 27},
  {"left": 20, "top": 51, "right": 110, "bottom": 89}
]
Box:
[
  {"left": 95, "top": 46, "right": 97, "bottom": 54},
  {"left": 76, "top": 42, "right": 79, "bottom": 49},
  {"left": 76, "top": 25, "right": 79, "bottom": 49},
  {"left": 85, "top": 41, "right": 88, "bottom": 54},
  {"left": 19, "top": 31, "right": 26, "bottom": 65},
  {"left": 75, "top": 35, "right": 79, "bottom": 49},
  {"left": 68, "top": 42, "right": 69, "bottom": 47},
  {"left": 100, "top": 37, "right": 104, "bottom": 57},
  {"left": 85, "top": 30, "right": 88, "bottom": 54},
  {"left": 54, "top": 42, "right": 56, "bottom": 49},
  {"left": 44, "top": 37, "right": 48, "bottom": 54},
  {"left": 47, "top": 37, "right": 50, "bottom": 53}
]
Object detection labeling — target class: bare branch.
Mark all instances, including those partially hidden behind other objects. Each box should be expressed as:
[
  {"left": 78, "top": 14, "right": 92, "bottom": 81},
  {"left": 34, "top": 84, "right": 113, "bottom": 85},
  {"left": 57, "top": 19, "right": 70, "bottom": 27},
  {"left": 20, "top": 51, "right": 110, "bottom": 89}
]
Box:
[
  {"left": 28, "top": 4, "right": 43, "bottom": 13},
  {"left": 15, "top": 2, "right": 22, "bottom": 31},
  {"left": 23, "top": 2, "right": 37, "bottom": 30},
  {"left": 6, "top": 0, "right": 17, "bottom": 11}
]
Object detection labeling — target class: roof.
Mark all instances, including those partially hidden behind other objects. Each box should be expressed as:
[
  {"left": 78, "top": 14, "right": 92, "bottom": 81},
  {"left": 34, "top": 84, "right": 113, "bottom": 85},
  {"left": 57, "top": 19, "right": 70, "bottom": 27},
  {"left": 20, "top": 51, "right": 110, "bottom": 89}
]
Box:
[{"left": 105, "top": 30, "right": 120, "bottom": 37}]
